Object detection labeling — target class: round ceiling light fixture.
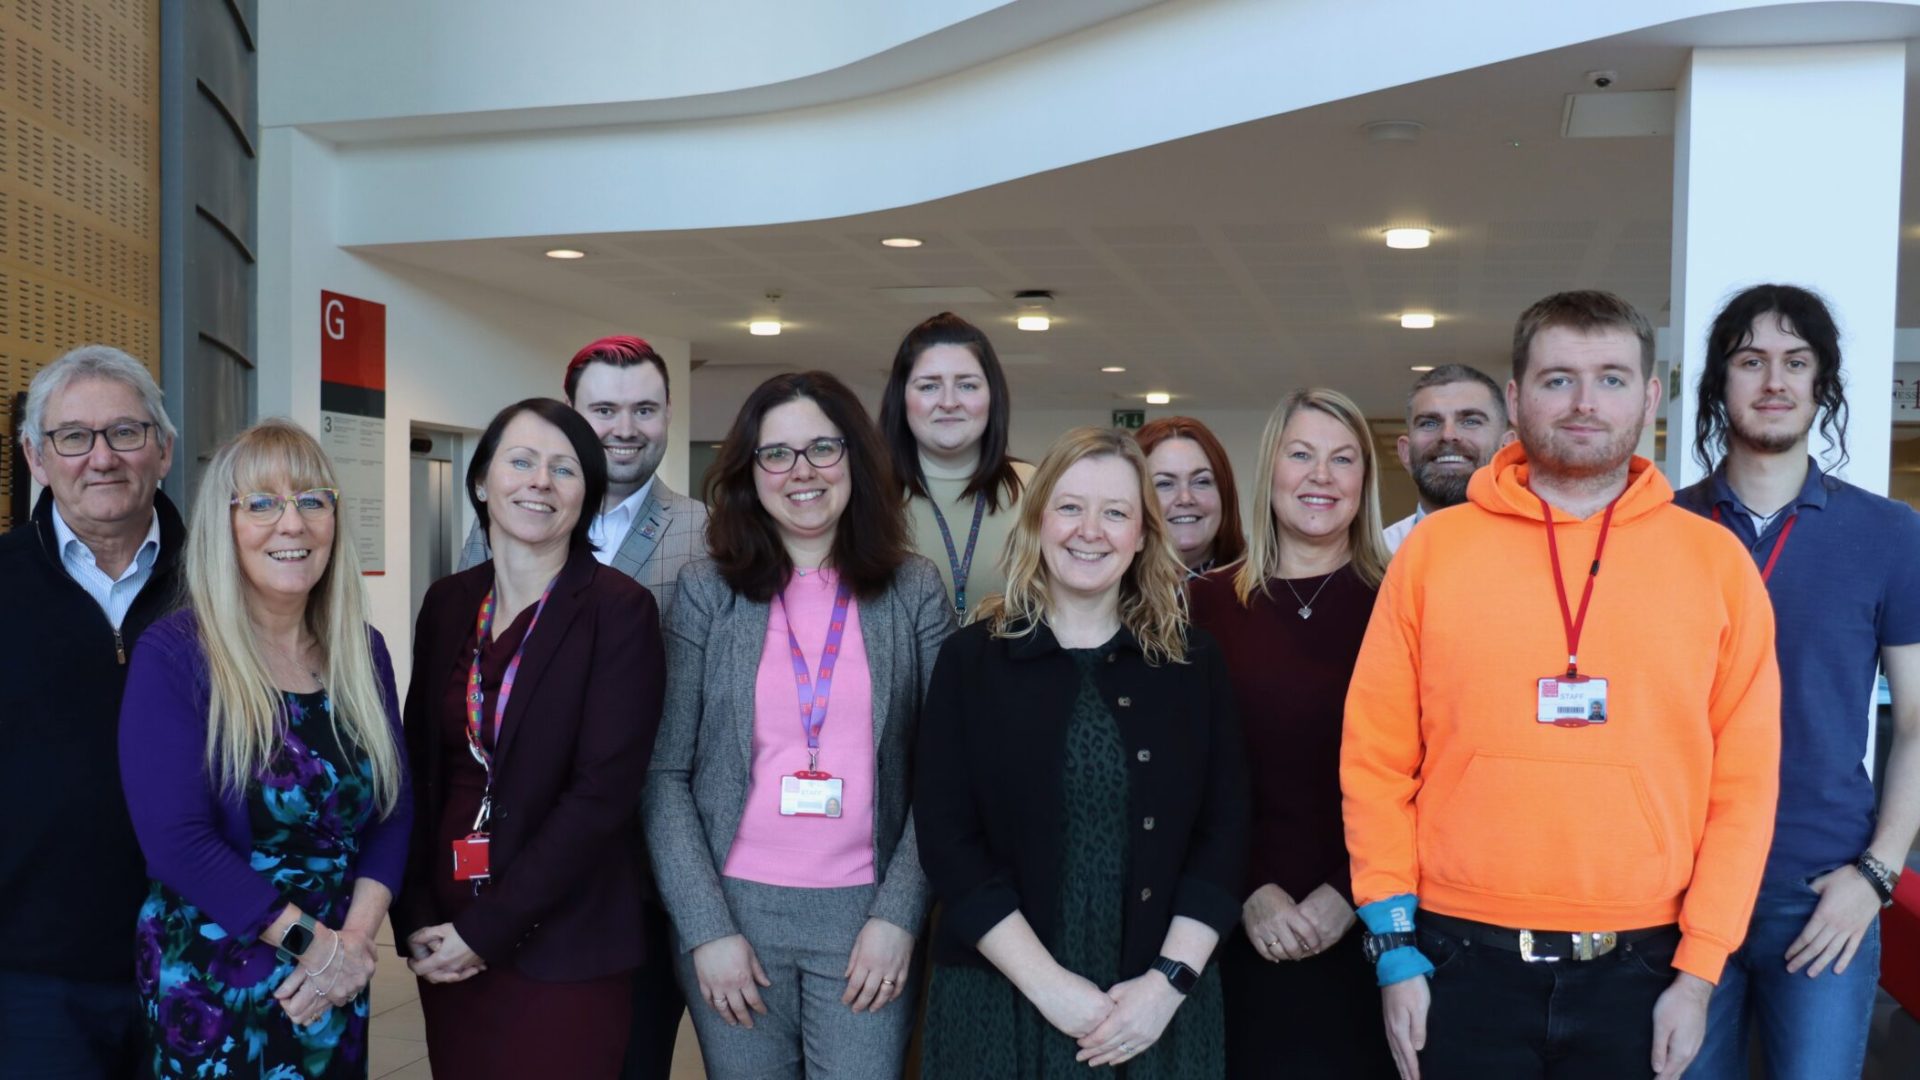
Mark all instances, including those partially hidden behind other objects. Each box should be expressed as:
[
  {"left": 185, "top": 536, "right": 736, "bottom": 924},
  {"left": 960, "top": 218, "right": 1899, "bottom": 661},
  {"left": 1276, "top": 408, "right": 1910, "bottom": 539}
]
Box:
[
  {"left": 1410, "top": 365, "right": 1436, "bottom": 372},
  {"left": 1014, "top": 290, "right": 1054, "bottom": 332},
  {"left": 880, "top": 237, "right": 923, "bottom": 248},
  {"left": 750, "top": 291, "right": 783, "bottom": 336},
  {"left": 1364, "top": 120, "right": 1425, "bottom": 144},
  {"left": 544, "top": 248, "right": 587, "bottom": 260},
  {"left": 1400, "top": 313, "right": 1437, "bottom": 330},
  {"left": 1145, "top": 392, "right": 1172, "bottom": 406},
  {"left": 1384, "top": 228, "right": 1432, "bottom": 250},
  {"left": 1100, "top": 366, "right": 1126, "bottom": 373}
]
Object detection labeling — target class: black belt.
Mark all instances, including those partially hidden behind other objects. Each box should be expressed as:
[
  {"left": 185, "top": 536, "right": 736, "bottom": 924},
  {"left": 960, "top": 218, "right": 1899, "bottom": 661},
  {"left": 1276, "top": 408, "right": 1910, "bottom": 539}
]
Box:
[{"left": 1422, "top": 912, "right": 1677, "bottom": 964}]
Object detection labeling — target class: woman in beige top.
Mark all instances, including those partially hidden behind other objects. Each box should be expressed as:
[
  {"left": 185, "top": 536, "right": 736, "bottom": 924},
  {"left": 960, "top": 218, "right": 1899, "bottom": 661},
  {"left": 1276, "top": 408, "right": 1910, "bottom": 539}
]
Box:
[{"left": 879, "top": 312, "right": 1034, "bottom": 623}]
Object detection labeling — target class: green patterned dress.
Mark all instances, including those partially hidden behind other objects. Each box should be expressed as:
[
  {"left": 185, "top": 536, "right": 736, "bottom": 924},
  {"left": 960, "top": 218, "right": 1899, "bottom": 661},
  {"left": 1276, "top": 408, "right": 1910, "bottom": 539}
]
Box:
[{"left": 923, "top": 647, "right": 1226, "bottom": 1079}]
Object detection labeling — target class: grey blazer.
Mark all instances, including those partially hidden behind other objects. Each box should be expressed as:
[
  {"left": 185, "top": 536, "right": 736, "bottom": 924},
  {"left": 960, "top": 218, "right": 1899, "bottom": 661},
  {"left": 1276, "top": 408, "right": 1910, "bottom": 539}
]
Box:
[
  {"left": 643, "top": 555, "right": 954, "bottom": 952},
  {"left": 460, "top": 480, "right": 709, "bottom": 614}
]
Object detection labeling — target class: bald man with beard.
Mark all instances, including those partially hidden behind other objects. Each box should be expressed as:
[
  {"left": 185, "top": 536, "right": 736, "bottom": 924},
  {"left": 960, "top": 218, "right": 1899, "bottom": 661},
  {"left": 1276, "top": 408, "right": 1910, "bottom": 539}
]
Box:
[{"left": 1383, "top": 365, "right": 1514, "bottom": 554}]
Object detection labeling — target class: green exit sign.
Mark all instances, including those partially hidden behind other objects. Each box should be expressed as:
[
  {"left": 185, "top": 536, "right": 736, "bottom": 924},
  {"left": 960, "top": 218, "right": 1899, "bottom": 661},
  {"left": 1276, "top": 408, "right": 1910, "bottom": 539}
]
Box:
[{"left": 1112, "top": 409, "right": 1145, "bottom": 430}]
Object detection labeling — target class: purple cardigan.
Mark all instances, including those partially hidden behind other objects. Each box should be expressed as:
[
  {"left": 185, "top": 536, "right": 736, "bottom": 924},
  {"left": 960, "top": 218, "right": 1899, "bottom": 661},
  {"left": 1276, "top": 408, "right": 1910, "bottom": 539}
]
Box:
[{"left": 118, "top": 609, "right": 412, "bottom": 943}]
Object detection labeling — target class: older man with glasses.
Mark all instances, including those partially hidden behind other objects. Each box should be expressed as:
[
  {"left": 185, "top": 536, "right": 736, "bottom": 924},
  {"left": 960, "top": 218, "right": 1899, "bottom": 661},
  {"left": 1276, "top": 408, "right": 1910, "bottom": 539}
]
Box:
[{"left": 0, "top": 344, "right": 184, "bottom": 1078}]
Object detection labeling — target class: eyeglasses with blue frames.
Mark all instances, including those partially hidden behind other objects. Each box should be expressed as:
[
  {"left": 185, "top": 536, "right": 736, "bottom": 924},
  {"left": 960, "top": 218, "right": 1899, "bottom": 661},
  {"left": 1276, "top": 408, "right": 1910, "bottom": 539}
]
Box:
[
  {"left": 46, "top": 421, "right": 155, "bottom": 457},
  {"left": 230, "top": 488, "right": 341, "bottom": 523},
  {"left": 752, "top": 437, "right": 847, "bottom": 474}
]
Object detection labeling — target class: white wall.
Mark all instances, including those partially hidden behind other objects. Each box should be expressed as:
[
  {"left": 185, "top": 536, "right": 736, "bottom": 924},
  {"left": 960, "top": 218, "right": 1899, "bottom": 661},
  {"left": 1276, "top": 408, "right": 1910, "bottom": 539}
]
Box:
[{"left": 258, "top": 129, "right": 693, "bottom": 694}]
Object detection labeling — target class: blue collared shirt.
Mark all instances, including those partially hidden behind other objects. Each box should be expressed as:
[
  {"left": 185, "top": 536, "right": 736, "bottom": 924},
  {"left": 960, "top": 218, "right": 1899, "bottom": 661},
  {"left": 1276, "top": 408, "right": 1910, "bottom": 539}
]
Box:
[
  {"left": 51, "top": 502, "right": 162, "bottom": 630},
  {"left": 1676, "top": 459, "right": 1920, "bottom": 881}
]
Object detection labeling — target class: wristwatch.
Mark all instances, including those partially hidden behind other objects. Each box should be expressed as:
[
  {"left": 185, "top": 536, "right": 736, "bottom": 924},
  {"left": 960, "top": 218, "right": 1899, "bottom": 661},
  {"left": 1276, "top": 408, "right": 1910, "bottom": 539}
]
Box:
[
  {"left": 1362, "top": 930, "right": 1419, "bottom": 964},
  {"left": 1151, "top": 956, "right": 1200, "bottom": 995},
  {"left": 276, "top": 913, "right": 318, "bottom": 963}
]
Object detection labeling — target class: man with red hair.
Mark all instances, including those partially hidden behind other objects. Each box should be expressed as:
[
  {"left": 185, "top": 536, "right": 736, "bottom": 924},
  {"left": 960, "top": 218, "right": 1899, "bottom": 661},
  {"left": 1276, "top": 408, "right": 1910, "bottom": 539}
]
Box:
[{"left": 459, "top": 335, "right": 707, "bottom": 612}]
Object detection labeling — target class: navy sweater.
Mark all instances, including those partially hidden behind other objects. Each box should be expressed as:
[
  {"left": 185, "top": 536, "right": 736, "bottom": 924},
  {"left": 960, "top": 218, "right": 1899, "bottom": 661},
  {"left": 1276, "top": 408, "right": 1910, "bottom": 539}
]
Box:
[{"left": 0, "top": 490, "right": 184, "bottom": 983}]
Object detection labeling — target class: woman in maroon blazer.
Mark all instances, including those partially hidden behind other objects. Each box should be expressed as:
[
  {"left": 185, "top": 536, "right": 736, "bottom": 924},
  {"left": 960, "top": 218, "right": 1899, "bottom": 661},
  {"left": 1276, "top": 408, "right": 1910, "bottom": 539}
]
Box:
[{"left": 395, "top": 398, "right": 666, "bottom": 1077}]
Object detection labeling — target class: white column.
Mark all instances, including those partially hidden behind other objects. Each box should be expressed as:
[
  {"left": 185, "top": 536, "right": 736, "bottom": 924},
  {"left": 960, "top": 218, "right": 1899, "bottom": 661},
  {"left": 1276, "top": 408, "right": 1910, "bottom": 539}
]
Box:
[{"left": 1667, "top": 43, "right": 1905, "bottom": 494}]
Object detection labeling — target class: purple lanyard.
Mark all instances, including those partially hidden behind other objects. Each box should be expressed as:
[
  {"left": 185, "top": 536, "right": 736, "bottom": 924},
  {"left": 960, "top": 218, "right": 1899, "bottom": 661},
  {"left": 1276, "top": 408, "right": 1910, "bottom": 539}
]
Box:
[
  {"left": 465, "top": 576, "right": 557, "bottom": 823},
  {"left": 777, "top": 578, "right": 853, "bottom": 773},
  {"left": 927, "top": 492, "right": 987, "bottom": 619}
]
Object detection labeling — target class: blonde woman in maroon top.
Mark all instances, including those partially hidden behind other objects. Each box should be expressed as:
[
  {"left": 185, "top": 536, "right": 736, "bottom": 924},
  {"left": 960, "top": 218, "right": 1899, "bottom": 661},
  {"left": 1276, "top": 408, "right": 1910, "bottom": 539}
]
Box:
[{"left": 1187, "top": 388, "right": 1395, "bottom": 1078}]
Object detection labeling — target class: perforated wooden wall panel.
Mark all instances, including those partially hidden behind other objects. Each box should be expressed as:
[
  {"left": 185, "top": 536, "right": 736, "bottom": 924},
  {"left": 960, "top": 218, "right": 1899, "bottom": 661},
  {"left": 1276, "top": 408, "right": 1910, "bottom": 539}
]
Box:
[{"left": 0, "top": 0, "right": 158, "bottom": 531}]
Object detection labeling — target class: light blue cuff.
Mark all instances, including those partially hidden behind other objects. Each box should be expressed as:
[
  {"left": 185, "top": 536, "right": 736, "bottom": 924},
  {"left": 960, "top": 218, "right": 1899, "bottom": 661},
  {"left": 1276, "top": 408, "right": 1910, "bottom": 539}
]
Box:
[{"left": 1358, "top": 893, "right": 1435, "bottom": 987}]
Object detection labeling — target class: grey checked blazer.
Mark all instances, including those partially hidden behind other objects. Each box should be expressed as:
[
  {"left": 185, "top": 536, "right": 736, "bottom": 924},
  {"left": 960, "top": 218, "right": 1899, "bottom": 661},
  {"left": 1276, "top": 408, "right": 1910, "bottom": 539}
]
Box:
[
  {"left": 643, "top": 555, "right": 955, "bottom": 952},
  {"left": 459, "top": 480, "right": 709, "bottom": 614}
]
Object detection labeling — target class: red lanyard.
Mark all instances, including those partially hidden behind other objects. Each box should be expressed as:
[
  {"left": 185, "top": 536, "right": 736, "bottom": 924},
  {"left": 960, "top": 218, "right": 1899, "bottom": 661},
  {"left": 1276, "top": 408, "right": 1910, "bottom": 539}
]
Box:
[
  {"left": 1539, "top": 493, "right": 1619, "bottom": 678},
  {"left": 1710, "top": 506, "right": 1798, "bottom": 584}
]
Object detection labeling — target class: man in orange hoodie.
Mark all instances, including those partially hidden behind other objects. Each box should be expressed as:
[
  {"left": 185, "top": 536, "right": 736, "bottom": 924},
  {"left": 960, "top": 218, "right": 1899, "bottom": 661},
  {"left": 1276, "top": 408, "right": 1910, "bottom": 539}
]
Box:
[{"left": 1342, "top": 290, "right": 1781, "bottom": 1080}]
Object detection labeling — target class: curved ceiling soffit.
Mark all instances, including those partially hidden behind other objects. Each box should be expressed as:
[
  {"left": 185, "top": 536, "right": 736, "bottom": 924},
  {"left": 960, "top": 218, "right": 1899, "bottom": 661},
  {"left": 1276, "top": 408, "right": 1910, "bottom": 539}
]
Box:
[
  {"left": 333, "top": 0, "right": 1920, "bottom": 245},
  {"left": 302, "top": 0, "right": 1165, "bottom": 144}
]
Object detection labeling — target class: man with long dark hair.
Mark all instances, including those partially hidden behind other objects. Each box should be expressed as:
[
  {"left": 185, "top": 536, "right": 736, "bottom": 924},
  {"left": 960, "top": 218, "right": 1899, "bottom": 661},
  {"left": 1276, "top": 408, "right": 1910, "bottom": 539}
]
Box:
[{"left": 1676, "top": 284, "right": 1920, "bottom": 1080}]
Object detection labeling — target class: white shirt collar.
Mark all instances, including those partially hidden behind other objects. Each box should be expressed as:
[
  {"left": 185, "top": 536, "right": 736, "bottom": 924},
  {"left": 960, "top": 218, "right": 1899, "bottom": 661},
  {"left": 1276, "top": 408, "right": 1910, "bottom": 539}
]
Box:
[
  {"left": 51, "top": 501, "right": 161, "bottom": 580},
  {"left": 593, "top": 475, "right": 656, "bottom": 538}
]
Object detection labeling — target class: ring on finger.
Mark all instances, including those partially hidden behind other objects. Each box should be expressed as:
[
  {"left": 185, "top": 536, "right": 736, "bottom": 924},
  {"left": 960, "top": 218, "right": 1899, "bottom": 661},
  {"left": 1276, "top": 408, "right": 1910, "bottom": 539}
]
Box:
[{"left": 880, "top": 977, "right": 896, "bottom": 986}]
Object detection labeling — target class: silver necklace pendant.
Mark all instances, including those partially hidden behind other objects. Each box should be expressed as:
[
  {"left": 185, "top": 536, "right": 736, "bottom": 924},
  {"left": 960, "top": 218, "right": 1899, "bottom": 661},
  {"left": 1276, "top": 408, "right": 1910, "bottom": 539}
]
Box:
[{"left": 1298, "top": 606, "right": 1313, "bottom": 619}]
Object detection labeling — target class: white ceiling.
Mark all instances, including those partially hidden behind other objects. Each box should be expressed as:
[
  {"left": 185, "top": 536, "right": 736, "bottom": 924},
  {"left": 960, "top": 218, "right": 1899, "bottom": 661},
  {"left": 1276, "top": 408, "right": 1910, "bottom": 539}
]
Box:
[{"left": 361, "top": 9, "right": 1920, "bottom": 421}]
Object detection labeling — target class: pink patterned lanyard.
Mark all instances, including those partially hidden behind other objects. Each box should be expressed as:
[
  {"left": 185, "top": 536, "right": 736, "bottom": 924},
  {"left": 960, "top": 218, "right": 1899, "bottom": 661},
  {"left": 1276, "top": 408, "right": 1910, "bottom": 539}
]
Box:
[
  {"left": 465, "top": 576, "right": 557, "bottom": 826},
  {"left": 776, "top": 578, "right": 853, "bottom": 773}
]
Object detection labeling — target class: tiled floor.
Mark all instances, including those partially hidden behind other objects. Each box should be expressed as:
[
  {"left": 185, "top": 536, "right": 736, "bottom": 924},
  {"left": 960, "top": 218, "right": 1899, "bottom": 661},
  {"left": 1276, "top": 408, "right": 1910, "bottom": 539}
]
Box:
[{"left": 366, "top": 927, "right": 707, "bottom": 1079}]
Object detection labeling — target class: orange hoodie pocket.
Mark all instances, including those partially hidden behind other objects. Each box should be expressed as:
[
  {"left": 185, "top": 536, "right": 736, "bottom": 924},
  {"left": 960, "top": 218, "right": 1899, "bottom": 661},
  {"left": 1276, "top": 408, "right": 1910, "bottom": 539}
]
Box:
[{"left": 1421, "top": 751, "right": 1677, "bottom": 906}]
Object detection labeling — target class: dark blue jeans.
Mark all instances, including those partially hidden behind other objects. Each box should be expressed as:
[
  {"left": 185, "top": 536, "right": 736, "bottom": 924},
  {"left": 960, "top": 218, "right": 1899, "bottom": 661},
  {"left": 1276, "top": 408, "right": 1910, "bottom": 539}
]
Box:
[
  {"left": 1418, "top": 921, "right": 1681, "bottom": 1080},
  {"left": 1692, "top": 875, "right": 1881, "bottom": 1080},
  {"left": 0, "top": 970, "right": 138, "bottom": 1079}
]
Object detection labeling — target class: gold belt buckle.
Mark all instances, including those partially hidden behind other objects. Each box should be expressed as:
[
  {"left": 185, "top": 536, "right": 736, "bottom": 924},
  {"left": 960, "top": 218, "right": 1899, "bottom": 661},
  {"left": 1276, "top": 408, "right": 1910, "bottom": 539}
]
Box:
[{"left": 1519, "top": 929, "right": 1620, "bottom": 962}]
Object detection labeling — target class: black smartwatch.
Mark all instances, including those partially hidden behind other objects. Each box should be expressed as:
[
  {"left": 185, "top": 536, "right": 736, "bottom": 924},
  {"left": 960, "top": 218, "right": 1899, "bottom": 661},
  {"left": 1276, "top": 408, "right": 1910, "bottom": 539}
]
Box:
[
  {"left": 275, "top": 913, "right": 318, "bottom": 963},
  {"left": 1362, "top": 931, "right": 1419, "bottom": 965},
  {"left": 1151, "top": 956, "right": 1200, "bottom": 995}
]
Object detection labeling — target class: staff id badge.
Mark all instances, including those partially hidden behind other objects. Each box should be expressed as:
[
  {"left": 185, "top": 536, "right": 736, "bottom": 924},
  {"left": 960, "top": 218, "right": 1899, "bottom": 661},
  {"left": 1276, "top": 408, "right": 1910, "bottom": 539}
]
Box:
[
  {"left": 780, "top": 771, "right": 845, "bottom": 818},
  {"left": 1537, "top": 675, "right": 1609, "bottom": 728},
  {"left": 451, "top": 832, "right": 491, "bottom": 881}
]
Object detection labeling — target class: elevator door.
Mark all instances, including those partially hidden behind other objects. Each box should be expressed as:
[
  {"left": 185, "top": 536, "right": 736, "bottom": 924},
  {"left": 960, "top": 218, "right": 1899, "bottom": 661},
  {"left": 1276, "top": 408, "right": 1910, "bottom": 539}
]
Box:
[{"left": 409, "top": 440, "right": 455, "bottom": 628}]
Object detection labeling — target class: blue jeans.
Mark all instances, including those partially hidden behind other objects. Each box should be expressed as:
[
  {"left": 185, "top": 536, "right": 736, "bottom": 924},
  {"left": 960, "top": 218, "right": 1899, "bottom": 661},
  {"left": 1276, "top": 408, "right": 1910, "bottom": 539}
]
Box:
[
  {"left": 1693, "top": 874, "right": 1882, "bottom": 1080},
  {"left": 0, "top": 970, "right": 138, "bottom": 1079}
]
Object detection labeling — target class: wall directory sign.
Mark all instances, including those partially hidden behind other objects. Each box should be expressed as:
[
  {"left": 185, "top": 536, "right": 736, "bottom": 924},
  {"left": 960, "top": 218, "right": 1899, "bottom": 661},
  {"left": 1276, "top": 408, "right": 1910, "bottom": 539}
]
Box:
[{"left": 320, "top": 291, "right": 387, "bottom": 574}]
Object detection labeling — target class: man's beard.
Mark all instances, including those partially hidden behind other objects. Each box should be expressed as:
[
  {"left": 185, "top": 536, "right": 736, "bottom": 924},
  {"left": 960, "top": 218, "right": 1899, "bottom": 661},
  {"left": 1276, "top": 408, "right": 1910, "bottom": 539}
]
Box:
[
  {"left": 1409, "top": 442, "right": 1480, "bottom": 509},
  {"left": 1728, "top": 407, "right": 1813, "bottom": 456},
  {"left": 1519, "top": 416, "right": 1642, "bottom": 481}
]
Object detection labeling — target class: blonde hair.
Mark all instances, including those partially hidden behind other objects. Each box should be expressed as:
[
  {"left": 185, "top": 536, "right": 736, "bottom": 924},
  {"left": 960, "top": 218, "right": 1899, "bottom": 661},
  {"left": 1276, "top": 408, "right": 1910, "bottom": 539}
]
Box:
[
  {"left": 1233, "top": 388, "right": 1390, "bottom": 604},
  {"left": 975, "top": 426, "right": 1190, "bottom": 665},
  {"left": 183, "top": 419, "right": 402, "bottom": 814}
]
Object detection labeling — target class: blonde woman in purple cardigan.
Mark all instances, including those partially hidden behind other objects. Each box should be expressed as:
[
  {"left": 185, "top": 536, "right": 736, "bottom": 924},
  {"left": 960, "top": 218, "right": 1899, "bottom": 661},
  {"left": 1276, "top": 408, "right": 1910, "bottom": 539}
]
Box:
[{"left": 119, "top": 419, "right": 410, "bottom": 1079}]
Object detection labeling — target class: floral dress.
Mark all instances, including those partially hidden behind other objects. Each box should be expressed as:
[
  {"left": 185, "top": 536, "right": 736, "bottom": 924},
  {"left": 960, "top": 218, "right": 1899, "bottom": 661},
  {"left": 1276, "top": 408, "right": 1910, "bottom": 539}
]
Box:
[{"left": 136, "top": 690, "right": 377, "bottom": 1080}]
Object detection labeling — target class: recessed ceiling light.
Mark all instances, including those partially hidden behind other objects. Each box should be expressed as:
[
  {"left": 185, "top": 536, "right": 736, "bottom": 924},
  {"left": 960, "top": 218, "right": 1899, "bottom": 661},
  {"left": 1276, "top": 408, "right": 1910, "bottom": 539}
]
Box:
[
  {"left": 1410, "top": 365, "right": 1436, "bottom": 372},
  {"left": 1014, "top": 290, "right": 1054, "bottom": 332},
  {"left": 1400, "top": 313, "right": 1436, "bottom": 329},
  {"left": 749, "top": 319, "right": 782, "bottom": 336},
  {"left": 1384, "top": 228, "right": 1432, "bottom": 250},
  {"left": 544, "top": 248, "right": 586, "bottom": 260},
  {"left": 1101, "top": 366, "right": 1126, "bottom": 373},
  {"left": 1145, "top": 392, "right": 1172, "bottom": 405},
  {"left": 880, "top": 237, "right": 923, "bottom": 248}
]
